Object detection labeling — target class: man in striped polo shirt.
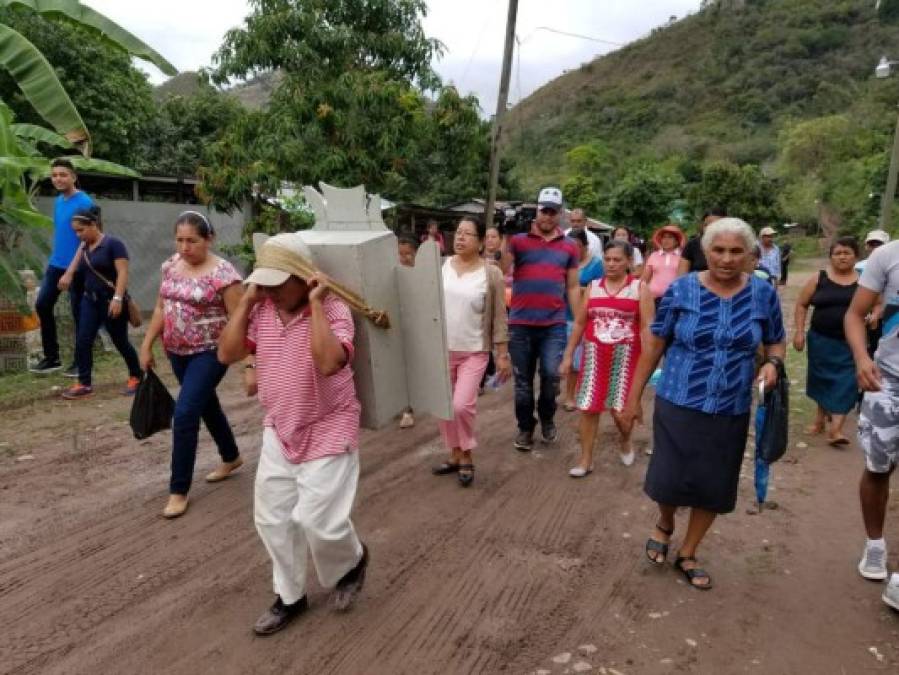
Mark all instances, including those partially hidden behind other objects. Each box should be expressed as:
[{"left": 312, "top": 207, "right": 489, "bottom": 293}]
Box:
[
  {"left": 219, "top": 233, "right": 368, "bottom": 636},
  {"left": 502, "top": 187, "right": 581, "bottom": 451}
]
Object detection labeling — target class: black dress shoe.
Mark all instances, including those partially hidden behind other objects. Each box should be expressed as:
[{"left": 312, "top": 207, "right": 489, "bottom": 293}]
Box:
[
  {"left": 331, "top": 543, "right": 369, "bottom": 611},
  {"left": 253, "top": 595, "right": 308, "bottom": 636}
]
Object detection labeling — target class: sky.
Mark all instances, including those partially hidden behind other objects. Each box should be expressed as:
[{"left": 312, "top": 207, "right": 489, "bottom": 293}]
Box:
[{"left": 84, "top": 1, "right": 700, "bottom": 112}]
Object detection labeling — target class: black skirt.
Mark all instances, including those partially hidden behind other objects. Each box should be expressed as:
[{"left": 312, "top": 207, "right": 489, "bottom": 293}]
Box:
[{"left": 644, "top": 397, "right": 750, "bottom": 514}]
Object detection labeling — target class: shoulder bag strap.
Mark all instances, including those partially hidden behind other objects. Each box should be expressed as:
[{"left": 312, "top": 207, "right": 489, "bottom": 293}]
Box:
[{"left": 82, "top": 243, "right": 117, "bottom": 293}]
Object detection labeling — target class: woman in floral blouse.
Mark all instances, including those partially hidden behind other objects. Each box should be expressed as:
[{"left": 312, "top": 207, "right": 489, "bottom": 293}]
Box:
[{"left": 140, "top": 211, "right": 244, "bottom": 519}]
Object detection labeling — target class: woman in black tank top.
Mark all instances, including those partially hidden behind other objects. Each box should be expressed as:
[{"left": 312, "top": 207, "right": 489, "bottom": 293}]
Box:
[{"left": 793, "top": 237, "right": 860, "bottom": 446}]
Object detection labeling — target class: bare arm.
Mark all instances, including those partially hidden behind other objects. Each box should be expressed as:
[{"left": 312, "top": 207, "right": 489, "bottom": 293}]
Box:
[
  {"left": 677, "top": 257, "right": 690, "bottom": 276},
  {"left": 108, "top": 258, "right": 129, "bottom": 318},
  {"left": 308, "top": 275, "right": 349, "bottom": 376},
  {"left": 845, "top": 286, "right": 882, "bottom": 392},
  {"left": 565, "top": 268, "right": 581, "bottom": 319},
  {"left": 139, "top": 295, "right": 165, "bottom": 370},
  {"left": 559, "top": 289, "right": 589, "bottom": 376},
  {"left": 641, "top": 260, "right": 653, "bottom": 286},
  {"left": 58, "top": 245, "right": 84, "bottom": 290},
  {"left": 791, "top": 274, "right": 817, "bottom": 351},
  {"left": 638, "top": 280, "right": 656, "bottom": 339},
  {"left": 218, "top": 285, "right": 260, "bottom": 364},
  {"left": 499, "top": 234, "right": 514, "bottom": 275}
]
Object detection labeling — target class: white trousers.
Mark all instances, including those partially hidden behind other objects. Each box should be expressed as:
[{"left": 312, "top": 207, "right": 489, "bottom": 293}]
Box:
[{"left": 254, "top": 427, "right": 363, "bottom": 605}]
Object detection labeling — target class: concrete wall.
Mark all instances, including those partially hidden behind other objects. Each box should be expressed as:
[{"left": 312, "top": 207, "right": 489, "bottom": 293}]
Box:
[{"left": 36, "top": 198, "right": 249, "bottom": 310}]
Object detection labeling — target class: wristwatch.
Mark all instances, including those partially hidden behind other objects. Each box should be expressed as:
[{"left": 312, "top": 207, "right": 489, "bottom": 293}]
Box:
[{"left": 112, "top": 295, "right": 123, "bottom": 302}]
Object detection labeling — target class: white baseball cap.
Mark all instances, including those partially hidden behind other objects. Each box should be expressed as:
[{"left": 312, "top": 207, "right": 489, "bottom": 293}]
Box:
[
  {"left": 537, "top": 187, "right": 563, "bottom": 210},
  {"left": 865, "top": 229, "right": 890, "bottom": 244},
  {"left": 759, "top": 227, "right": 776, "bottom": 236}
]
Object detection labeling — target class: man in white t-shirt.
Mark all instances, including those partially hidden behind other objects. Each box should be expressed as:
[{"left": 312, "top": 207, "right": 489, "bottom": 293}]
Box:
[
  {"left": 565, "top": 209, "right": 602, "bottom": 260},
  {"left": 846, "top": 240, "right": 899, "bottom": 610}
]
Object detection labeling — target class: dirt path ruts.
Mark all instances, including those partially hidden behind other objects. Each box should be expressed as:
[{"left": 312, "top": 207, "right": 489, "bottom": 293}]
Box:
[{"left": 1, "top": 265, "right": 897, "bottom": 674}]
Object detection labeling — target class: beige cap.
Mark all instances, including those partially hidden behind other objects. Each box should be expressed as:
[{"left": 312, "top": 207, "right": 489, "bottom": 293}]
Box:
[
  {"left": 245, "top": 233, "right": 317, "bottom": 287},
  {"left": 759, "top": 226, "right": 776, "bottom": 236},
  {"left": 865, "top": 229, "right": 890, "bottom": 244}
]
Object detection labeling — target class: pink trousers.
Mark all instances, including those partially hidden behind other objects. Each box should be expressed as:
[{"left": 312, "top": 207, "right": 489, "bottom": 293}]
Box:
[{"left": 439, "top": 351, "right": 490, "bottom": 452}]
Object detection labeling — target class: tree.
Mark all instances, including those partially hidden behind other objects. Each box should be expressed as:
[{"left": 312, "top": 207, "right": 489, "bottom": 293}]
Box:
[
  {"left": 0, "top": 1, "right": 175, "bottom": 302},
  {"left": 200, "top": 1, "right": 497, "bottom": 213},
  {"left": 211, "top": 0, "right": 441, "bottom": 88},
  {"left": 688, "top": 161, "right": 779, "bottom": 227},
  {"left": 607, "top": 164, "right": 684, "bottom": 235},
  {"left": 0, "top": 6, "right": 160, "bottom": 166},
  {"left": 139, "top": 81, "right": 247, "bottom": 177}
]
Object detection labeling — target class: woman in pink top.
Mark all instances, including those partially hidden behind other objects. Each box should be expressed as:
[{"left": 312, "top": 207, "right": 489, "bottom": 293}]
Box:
[
  {"left": 139, "top": 211, "right": 244, "bottom": 519},
  {"left": 642, "top": 224, "right": 686, "bottom": 304}
]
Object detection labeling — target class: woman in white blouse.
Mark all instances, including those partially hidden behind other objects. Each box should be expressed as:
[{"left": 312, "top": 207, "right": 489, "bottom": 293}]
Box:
[{"left": 432, "top": 217, "right": 511, "bottom": 486}]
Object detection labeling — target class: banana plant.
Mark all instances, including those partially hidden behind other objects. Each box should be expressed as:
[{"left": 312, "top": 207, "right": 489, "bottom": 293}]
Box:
[
  {"left": 0, "top": 1, "right": 177, "bottom": 306},
  {"left": 0, "top": 102, "right": 139, "bottom": 307}
]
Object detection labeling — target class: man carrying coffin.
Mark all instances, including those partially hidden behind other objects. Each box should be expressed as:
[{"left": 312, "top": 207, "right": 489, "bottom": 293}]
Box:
[{"left": 218, "top": 232, "right": 368, "bottom": 636}]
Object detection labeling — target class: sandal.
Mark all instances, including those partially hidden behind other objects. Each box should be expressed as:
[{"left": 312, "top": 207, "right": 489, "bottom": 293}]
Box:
[
  {"left": 645, "top": 523, "right": 673, "bottom": 565},
  {"left": 457, "top": 464, "right": 475, "bottom": 487},
  {"left": 828, "top": 435, "right": 850, "bottom": 447},
  {"left": 432, "top": 462, "right": 460, "bottom": 476},
  {"left": 563, "top": 402, "right": 577, "bottom": 412},
  {"left": 674, "top": 555, "right": 713, "bottom": 590}
]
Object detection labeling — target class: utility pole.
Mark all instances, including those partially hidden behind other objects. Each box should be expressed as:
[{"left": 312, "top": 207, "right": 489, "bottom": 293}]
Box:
[
  {"left": 880, "top": 109, "right": 899, "bottom": 230},
  {"left": 484, "top": 0, "right": 519, "bottom": 228}
]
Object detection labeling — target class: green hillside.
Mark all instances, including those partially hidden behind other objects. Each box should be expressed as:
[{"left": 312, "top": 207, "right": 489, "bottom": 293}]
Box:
[{"left": 503, "top": 0, "right": 899, "bottom": 234}]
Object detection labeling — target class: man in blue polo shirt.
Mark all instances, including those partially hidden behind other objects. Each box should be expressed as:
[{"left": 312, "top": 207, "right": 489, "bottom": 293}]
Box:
[
  {"left": 30, "top": 158, "right": 94, "bottom": 374},
  {"left": 502, "top": 187, "right": 581, "bottom": 451}
]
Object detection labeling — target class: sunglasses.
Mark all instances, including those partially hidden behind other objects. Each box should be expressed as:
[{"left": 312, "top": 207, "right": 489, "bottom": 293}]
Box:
[{"left": 539, "top": 207, "right": 559, "bottom": 215}]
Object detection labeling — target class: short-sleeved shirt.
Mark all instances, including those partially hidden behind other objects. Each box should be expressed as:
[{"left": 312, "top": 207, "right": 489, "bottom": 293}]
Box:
[
  {"left": 247, "top": 296, "right": 361, "bottom": 465},
  {"left": 681, "top": 236, "right": 707, "bottom": 272},
  {"left": 860, "top": 241, "right": 899, "bottom": 379},
  {"left": 49, "top": 191, "right": 93, "bottom": 269},
  {"left": 564, "top": 227, "right": 603, "bottom": 259},
  {"left": 646, "top": 249, "right": 682, "bottom": 299},
  {"left": 759, "top": 244, "right": 781, "bottom": 281},
  {"left": 160, "top": 255, "right": 242, "bottom": 355},
  {"left": 79, "top": 235, "right": 128, "bottom": 297},
  {"left": 509, "top": 226, "right": 579, "bottom": 326},
  {"left": 652, "top": 273, "right": 785, "bottom": 416}
]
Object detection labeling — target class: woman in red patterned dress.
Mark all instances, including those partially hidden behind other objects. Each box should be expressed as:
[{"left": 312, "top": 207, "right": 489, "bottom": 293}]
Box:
[{"left": 560, "top": 240, "right": 655, "bottom": 476}]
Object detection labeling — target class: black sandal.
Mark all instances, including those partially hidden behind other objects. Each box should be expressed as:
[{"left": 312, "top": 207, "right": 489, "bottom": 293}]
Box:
[
  {"left": 432, "top": 462, "right": 460, "bottom": 475},
  {"left": 674, "top": 555, "right": 713, "bottom": 590},
  {"left": 645, "top": 523, "right": 673, "bottom": 565},
  {"left": 457, "top": 464, "right": 474, "bottom": 487}
]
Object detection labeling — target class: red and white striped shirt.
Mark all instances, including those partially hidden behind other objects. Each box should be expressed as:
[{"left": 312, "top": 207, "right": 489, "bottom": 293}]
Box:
[{"left": 247, "top": 296, "right": 360, "bottom": 464}]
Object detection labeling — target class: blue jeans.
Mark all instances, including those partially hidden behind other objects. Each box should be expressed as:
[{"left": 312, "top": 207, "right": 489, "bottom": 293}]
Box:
[
  {"left": 75, "top": 291, "right": 141, "bottom": 386},
  {"left": 36, "top": 265, "right": 84, "bottom": 362},
  {"left": 509, "top": 323, "right": 567, "bottom": 433},
  {"left": 168, "top": 350, "right": 239, "bottom": 495}
]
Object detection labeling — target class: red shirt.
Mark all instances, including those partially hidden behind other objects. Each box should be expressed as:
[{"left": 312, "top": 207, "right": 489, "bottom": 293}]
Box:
[
  {"left": 247, "top": 296, "right": 361, "bottom": 464},
  {"left": 509, "top": 225, "right": 578, "bottom": 326}
]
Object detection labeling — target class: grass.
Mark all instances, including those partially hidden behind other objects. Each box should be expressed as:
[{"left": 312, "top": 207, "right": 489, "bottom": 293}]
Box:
[{"left": 0, "top": 351, "right": 130, "bottom": 411}]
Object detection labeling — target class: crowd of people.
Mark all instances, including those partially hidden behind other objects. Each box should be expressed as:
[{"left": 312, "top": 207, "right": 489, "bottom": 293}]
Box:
[{"left": 25, "top": 167, "right": 899, "bottom": 631}]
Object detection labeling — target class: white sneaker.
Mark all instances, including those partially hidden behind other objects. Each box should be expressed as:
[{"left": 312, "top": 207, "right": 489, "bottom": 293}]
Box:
[
  {"left": 568, "top": 465, "right": 593, "bottom": 478},
  {"left": 619, "top": 450, "right": 636, "bottom": 467},
  {"left": 859, "top": 543, "right": 889, "bottom": 581},
  {"left": 884, "top": 574, "right": 899, "bottom": 611},
  {"left": 399, "top": 411, "right": 415, "bottom": 429}
]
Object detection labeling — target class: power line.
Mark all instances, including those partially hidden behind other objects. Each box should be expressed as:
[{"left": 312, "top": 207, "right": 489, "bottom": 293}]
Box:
[{"left": 518, "top": 26, "right": 625, "bottom": 47}]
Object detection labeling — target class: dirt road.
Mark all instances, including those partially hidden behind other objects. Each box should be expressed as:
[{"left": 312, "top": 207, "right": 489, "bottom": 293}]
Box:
[{"left": 1, "top": 266, "right": 897, "bottom": 674}]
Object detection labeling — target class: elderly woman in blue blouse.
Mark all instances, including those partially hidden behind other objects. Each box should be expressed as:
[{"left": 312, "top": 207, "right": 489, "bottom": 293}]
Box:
[{"left": 621, "top": 218, "right": 786, "bottom": 590}]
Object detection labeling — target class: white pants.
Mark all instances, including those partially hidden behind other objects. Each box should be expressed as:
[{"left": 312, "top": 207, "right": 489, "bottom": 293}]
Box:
[{"left": 254, "top": 427, "right": 363, "bottom": 605}]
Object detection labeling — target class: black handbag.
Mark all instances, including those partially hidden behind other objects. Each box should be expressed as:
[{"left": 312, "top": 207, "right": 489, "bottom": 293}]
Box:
[
  {"left": 757, "top": 360, "right": 789, "bottom": 464},
  {"left": 129, "top": 368, "right": 175, "bottom": 440}
]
